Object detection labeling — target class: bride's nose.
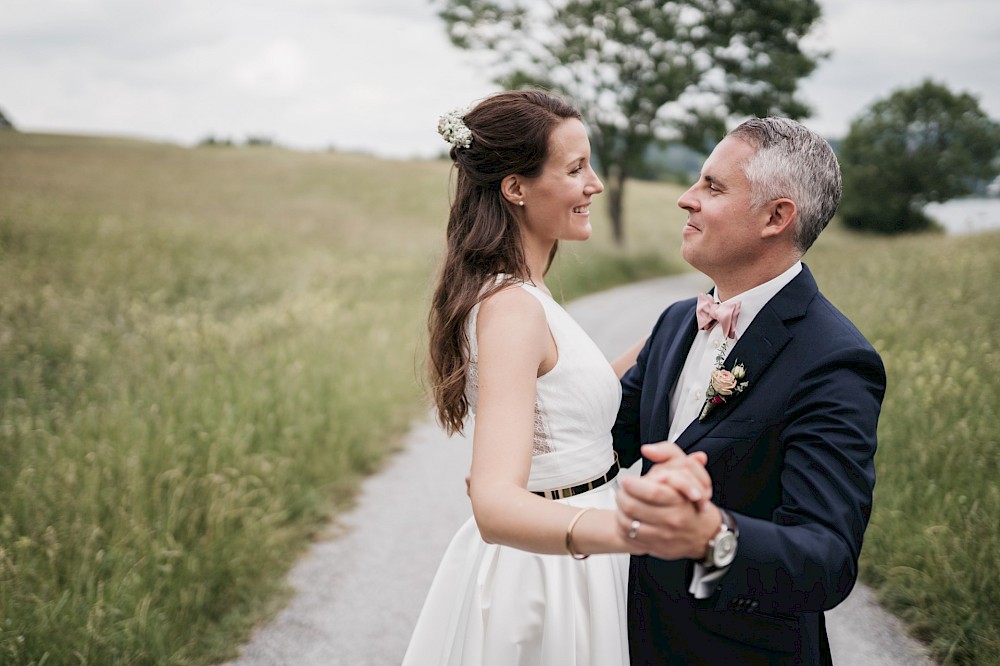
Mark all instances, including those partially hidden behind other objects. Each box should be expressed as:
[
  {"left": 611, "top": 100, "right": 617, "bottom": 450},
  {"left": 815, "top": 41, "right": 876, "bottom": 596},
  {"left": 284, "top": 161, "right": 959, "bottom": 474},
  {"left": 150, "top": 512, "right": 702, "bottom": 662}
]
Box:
[{"left": 587, "top": 171, "right": 604, "bottom": 195}]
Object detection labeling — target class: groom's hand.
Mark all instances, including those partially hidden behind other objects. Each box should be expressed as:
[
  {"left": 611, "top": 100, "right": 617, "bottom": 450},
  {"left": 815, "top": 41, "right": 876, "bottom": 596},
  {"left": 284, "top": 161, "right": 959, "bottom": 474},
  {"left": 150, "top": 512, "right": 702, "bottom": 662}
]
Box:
[
  {"left": 640, "top": 441, "right": 712, "bottom": 506},
  {"left": 615, "top": 441, "right": 720, "bottom": 560}
]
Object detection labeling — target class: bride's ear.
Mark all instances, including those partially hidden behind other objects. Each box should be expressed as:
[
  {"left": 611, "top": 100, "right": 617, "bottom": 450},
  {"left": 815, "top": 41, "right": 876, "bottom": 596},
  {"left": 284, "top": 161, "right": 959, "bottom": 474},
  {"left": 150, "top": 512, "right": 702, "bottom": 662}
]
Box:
[{"left": 500, "top": 174, "right": 525, "bottom": 207}]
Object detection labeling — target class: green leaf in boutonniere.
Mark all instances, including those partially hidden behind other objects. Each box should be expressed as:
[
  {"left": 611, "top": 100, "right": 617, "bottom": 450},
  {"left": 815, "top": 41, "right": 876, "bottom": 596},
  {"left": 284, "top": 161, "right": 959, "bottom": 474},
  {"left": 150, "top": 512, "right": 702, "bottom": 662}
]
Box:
[{"left": 699, "top": 341, "right": 749, "bottom": 421}]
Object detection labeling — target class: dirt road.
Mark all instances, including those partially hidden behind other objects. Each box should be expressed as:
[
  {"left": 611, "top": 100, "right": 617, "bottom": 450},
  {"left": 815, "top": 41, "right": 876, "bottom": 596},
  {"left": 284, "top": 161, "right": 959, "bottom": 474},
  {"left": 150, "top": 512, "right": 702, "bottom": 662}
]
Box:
[{"left": 228, "top": 273, "right": 934, "bottom": 666}]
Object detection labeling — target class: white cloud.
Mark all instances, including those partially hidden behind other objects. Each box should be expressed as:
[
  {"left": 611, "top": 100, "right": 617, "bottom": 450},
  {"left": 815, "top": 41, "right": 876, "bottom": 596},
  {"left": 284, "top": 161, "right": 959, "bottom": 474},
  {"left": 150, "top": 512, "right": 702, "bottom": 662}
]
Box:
[
  {"left": 235, "top": 39, "right": 309, "bottom": 97},
  {"left": 0, "top": 0, "right": 996, "bottom": 155},
  {"left": 798, "top": 0, "right": 1000, "bottom": 136}
]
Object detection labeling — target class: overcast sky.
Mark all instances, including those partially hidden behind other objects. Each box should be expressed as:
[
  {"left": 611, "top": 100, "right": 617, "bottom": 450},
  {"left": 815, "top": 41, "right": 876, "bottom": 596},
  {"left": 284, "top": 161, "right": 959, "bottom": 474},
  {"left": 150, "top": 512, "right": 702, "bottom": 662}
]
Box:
[{"left": 2, "top": 0, "right": 998, "bottom": 158}]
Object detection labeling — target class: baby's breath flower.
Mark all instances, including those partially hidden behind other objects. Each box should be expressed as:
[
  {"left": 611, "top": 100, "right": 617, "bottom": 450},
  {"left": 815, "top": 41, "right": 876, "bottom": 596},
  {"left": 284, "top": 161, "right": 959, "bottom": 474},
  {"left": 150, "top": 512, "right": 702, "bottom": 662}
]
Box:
[{"left": 437, "top": 107, "right": 473, "bottom": 149}]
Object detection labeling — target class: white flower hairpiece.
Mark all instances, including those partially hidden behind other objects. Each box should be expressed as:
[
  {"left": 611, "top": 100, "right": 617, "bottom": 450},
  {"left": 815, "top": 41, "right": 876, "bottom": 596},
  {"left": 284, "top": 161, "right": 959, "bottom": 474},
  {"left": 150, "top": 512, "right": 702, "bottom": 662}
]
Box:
[{"left": 437, "top": 107, "right": 473, "bottom": 149}]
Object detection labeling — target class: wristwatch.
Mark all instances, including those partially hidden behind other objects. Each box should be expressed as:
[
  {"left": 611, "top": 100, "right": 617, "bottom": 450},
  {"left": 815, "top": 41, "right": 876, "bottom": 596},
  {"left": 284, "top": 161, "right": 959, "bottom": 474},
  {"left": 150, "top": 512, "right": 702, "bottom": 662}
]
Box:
[{"left": 702, "top": 508, "right": 739, "bottom": 570}]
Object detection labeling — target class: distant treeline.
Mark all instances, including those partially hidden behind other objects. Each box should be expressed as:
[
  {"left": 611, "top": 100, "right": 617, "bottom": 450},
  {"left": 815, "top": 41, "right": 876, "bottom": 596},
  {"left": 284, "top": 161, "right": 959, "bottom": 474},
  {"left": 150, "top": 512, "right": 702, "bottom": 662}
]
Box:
[
  {"left": 199, "top": 134, "right": 276, "bottom": 147},
  {"left": 0, "top": 107, "right": 16, "bottom": 130}
]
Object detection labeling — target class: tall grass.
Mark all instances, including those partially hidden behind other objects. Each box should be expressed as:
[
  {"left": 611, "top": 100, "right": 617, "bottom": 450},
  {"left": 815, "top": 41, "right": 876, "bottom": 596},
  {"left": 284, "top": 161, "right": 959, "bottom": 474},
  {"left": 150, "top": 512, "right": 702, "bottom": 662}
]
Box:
[
  {"left": 4, "top": 130, "right": 996, "bottom": 664},
  {"left": 0, "top": 132, "right": 684, "bottom": 664},
  {"left": 807, "top": 229, "right": 1000, "bottom": 665}
]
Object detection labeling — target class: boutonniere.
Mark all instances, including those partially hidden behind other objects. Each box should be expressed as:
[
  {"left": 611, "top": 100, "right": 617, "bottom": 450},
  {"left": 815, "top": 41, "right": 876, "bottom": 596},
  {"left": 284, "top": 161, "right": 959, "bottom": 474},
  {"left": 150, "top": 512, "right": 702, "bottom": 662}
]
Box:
[{"left": 699, "top": 340, "right": 750, "bottom": 421}]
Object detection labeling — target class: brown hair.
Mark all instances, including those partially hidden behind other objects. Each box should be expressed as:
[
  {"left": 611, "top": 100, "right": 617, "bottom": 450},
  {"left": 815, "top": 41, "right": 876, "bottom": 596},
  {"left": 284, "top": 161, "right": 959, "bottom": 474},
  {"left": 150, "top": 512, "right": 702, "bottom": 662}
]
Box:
[{"left": 428, "top": 90, "right": 582, "bottom": 434}]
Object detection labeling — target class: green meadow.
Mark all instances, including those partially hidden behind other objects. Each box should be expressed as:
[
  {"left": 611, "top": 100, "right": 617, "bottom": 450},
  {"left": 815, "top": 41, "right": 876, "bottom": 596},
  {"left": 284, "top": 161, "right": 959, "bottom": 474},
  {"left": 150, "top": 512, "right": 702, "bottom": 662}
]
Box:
[
  {"left": 807, "top": 232, "right": 1000, "bottom": 665},
  {"left": 0, "top": 131, "right": 997, "bottom": 664}
]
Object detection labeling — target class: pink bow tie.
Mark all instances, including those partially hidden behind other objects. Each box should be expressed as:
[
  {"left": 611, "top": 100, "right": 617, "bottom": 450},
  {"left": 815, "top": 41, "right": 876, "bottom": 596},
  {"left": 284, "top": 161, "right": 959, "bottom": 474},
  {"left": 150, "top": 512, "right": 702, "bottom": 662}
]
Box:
[{"left": 697, "top": 293, "right": 741, "bottom": 339}]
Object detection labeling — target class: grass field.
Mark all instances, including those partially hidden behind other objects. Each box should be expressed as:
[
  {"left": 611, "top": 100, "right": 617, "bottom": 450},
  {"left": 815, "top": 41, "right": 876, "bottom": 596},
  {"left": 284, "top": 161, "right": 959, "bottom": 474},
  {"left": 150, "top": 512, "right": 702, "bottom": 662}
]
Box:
[
  {"left": 806, "top": 232, "right": 1000, "bottom": 665},
  {"left": 0, "top": 131, "right": 685, "bottom": 665},
  {"left": 1, "top": 130, "right": 996, "bottom": 664}
]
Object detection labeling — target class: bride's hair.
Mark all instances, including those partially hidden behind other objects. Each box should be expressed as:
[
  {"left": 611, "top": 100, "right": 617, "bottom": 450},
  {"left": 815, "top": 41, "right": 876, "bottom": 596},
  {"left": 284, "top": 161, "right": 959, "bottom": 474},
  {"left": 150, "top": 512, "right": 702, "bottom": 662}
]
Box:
[{"left": 429, "top": 89, "right": 582, "bottom": 435}]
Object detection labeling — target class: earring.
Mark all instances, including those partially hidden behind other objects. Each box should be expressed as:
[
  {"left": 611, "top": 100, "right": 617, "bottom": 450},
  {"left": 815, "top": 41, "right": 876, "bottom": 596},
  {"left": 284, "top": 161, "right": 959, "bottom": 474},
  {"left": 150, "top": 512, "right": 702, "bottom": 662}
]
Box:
[{"left": 518, "top": 201, "right": 525, "bottom": 207}]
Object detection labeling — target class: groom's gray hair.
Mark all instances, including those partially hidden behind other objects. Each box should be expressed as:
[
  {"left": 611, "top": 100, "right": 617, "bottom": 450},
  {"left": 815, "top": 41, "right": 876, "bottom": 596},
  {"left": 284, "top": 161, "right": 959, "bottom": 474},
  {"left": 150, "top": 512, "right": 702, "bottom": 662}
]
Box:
[{"left": 729, "top": 117, "right": 842, "bottom": 253}]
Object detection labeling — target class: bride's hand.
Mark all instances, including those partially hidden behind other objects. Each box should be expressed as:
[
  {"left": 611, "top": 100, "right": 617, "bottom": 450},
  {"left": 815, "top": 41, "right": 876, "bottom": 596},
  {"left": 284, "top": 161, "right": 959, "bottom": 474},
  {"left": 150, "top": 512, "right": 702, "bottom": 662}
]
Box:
[{"left": 640, "top": 441, "right": 712, "bottom": 506}]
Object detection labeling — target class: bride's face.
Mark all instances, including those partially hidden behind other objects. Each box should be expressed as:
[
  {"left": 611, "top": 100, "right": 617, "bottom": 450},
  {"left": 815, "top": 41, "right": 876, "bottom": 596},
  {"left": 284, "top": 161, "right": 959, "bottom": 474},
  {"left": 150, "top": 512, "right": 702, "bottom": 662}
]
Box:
[{"left": 518, "top": 119, "right": 604, "bottom": 244}]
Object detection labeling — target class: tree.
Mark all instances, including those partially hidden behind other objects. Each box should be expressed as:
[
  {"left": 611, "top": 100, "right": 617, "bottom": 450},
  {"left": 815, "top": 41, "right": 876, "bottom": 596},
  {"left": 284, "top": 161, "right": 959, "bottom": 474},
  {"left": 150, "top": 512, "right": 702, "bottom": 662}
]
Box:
[
  {"left": 840, "top": 80, "right": 1000, "bottom": 234},
  {"left": 0, "top": 107, "right": 15, "bottom": 130},
  {"left": 439, "top": 0, "right": 824, "bottom": 244}
]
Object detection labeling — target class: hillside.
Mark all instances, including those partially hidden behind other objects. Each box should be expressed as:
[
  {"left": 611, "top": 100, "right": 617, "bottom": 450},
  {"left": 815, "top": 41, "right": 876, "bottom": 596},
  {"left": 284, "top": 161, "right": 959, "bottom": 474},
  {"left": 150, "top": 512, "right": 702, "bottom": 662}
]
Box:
[
  {"left": 0, "top": 131, "right": 686, "bottom": 664},
  {"left": 1, "top": 131, "right": 996, "bottom": 664}
]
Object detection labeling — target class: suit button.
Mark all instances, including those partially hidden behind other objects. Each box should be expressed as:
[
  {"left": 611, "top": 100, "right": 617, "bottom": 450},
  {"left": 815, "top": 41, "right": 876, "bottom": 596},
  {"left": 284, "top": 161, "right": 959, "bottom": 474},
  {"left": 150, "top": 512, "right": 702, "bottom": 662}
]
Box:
[{"left": 750, "top": 601, "right": 759, "bottom": 610}]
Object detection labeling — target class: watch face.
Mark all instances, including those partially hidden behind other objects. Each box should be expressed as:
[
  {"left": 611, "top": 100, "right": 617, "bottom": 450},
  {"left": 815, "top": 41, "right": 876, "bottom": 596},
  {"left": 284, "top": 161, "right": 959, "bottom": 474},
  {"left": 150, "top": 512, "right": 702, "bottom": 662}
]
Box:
[{"left": 714, "top": 532, "right": 738, "bottom": 567}]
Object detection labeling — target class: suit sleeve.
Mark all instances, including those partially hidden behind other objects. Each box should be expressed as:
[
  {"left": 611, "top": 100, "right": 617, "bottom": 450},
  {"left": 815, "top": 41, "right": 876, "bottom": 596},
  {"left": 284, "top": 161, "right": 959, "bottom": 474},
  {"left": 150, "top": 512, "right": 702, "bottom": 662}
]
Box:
[
  {"left": 717, "top": 343, "right": 886, "bottom": 613},
  {"left": 613, "top": 302, "right": 678, "bottom": 469},
  {"left": 613, "top": 342, "right": 646, "bottom": 469}
]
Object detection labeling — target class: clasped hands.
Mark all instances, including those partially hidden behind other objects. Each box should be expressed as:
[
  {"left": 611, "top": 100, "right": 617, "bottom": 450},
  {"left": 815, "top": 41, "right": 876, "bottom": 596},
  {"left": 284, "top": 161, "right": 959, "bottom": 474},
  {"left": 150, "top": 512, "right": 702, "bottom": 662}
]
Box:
[{"left": 616, "top": 441, "right": 722, "bottom": 561}]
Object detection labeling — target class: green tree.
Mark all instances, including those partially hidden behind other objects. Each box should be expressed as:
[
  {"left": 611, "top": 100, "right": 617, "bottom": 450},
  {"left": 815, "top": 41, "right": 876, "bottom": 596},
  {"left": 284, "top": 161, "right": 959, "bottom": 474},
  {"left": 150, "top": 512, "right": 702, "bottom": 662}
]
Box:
[
  {"left": 840, "top": 80, "right": 1000, "bottom": 234},
  {"left": 439, "top": 0, "right": 824, "bottom": 244},
  {"left": 0, "top": 107, "right": 15, "bottom": 130}
]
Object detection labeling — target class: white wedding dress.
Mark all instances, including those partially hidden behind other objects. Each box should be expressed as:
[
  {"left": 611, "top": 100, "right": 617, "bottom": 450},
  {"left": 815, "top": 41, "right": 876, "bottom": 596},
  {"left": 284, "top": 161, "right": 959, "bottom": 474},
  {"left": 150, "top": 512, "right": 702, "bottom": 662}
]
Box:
[{"left": 403, "top": 280, "right": 629, "bottom": 666}]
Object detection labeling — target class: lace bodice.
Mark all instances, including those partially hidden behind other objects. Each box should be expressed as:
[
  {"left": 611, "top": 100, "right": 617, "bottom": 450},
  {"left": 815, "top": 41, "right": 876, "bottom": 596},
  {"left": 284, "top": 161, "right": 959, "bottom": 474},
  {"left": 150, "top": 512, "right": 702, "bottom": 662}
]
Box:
[{"left": 464, "top": 279, "right": 622, "bottom": 492}]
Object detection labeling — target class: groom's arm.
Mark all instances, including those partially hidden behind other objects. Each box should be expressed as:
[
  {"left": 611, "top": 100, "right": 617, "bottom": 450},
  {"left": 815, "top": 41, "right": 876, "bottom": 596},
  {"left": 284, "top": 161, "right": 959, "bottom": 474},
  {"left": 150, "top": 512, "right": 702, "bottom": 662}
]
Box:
[
  {"left": 621, "top": 342, "right": 886, "bottom": 613},
  {"left": 613, "top": 351, "right": 646, "bottom": 469},
  {"left": 612, "top": 300, "right": 686, "bottom": 468},
  {"left": 719, "top": 344, "right": 885, "bottom": 613}
]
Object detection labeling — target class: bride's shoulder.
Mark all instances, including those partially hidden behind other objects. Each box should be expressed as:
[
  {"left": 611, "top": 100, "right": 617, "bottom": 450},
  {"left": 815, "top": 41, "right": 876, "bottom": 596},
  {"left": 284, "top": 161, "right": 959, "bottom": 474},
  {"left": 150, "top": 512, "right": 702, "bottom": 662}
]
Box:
[{"left": 477, "top": 283, "right": 546, "bottom": 334}]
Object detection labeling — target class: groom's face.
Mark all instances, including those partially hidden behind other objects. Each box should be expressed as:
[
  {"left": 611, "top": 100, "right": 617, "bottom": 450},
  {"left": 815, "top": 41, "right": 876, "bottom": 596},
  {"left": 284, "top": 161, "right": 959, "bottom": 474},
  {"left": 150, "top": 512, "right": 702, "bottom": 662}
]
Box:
[{"left": 677, "top": 136, "right": 771, "bottom": 278}]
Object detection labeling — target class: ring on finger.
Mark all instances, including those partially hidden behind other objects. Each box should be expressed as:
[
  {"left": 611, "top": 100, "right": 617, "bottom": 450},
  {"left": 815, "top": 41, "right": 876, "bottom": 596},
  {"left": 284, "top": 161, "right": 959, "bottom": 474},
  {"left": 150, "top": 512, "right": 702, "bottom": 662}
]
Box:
[{"left": 627, "top": 519, "right": 641, "bottom": 539}]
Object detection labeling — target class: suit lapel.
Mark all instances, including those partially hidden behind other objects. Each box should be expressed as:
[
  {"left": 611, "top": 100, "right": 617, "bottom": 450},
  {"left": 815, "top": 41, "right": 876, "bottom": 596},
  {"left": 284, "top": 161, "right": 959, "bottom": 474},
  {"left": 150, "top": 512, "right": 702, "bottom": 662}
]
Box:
[
  {"left": 674, "top": 266, "right": 818, "bottom": 451},
  {"left": 641, "top": 308, "right": 699, "bottom": 473},
  {"left": 656, "top": 308, "right": 699, "bottom": 408}
]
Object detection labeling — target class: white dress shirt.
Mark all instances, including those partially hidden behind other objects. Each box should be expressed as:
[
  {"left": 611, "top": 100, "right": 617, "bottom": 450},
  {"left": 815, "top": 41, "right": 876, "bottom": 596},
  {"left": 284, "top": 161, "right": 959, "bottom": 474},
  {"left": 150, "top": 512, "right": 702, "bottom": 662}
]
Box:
[{"left": 669, "top": 262, "right": 802, "bottom": 597}]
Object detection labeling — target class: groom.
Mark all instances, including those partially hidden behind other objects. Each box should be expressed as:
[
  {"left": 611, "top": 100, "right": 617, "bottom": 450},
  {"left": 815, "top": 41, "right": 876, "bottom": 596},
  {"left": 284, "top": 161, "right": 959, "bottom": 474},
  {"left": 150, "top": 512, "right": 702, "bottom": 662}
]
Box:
[{"left": 613, "top": 117, "right": 886, "bottom": 665}]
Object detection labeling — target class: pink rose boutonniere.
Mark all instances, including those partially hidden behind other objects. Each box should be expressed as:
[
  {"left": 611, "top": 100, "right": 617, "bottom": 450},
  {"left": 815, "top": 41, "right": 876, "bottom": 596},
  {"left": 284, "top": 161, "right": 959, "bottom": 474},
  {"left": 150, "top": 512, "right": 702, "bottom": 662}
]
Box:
[{"left": 699, "top": 341, "right": 750, "bottom": 421}]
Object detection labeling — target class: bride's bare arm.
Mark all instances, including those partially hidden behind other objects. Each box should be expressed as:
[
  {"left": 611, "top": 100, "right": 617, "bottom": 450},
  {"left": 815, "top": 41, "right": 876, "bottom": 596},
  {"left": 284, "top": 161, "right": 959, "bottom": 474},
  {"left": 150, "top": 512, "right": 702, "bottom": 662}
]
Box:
[
  {"left": 469, "top": 287, "right": 636, "bottom": 554},
  {"left": 469, "top": 290, "right": 705, "bottom": 556},
  {"left": 611, "top": 336, "right": 648, "bottom": 379}
]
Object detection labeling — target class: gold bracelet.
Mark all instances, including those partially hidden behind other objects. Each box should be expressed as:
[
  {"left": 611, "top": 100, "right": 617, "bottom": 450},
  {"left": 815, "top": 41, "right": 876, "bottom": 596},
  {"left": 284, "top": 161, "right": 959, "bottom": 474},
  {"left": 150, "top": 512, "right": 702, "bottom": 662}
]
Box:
[{"left": 565, "top": 508, "right": 594, "bottom": 560}]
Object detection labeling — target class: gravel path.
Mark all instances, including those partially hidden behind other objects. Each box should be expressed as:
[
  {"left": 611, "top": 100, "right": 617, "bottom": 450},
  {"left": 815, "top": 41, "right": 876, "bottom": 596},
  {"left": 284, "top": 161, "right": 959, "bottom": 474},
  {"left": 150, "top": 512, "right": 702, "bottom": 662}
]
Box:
[{"left": 227, "top": 273, "right": 935, "bottom": 666}]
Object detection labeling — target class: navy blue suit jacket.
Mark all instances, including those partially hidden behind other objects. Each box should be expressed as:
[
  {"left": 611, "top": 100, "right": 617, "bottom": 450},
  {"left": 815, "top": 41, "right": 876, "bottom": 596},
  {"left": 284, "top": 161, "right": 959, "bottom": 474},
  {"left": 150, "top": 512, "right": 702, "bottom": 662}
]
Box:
[{"left": 614, "top": 265, "right": 886, "bottom": 665}]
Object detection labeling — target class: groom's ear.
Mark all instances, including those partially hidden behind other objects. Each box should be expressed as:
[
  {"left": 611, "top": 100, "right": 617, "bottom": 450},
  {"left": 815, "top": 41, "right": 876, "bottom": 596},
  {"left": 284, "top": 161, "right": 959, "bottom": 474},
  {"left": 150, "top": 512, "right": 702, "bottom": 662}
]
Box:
[
  {"left": 761, "top": 198, "right": 797, "bottom": 239},
  {"left": 500, "top": 174, "right": 525, "bottom": 206}
]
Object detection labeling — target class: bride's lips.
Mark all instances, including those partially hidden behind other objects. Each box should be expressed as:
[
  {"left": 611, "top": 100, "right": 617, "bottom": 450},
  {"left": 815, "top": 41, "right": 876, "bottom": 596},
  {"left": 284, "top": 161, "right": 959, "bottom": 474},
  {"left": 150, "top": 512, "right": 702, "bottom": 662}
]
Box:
[{"left": 572, "top": 203, "right": 591, "bottom": 215}]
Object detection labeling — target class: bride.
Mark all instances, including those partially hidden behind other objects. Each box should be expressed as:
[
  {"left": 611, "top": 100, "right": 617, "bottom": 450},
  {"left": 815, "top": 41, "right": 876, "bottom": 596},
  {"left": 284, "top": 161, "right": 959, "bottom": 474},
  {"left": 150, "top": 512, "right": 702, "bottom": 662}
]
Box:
[{"left": 402, "top": 90, "right": 709, "bottom": 666}]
